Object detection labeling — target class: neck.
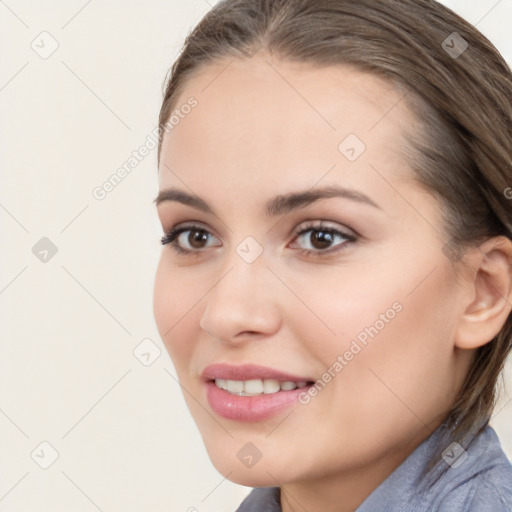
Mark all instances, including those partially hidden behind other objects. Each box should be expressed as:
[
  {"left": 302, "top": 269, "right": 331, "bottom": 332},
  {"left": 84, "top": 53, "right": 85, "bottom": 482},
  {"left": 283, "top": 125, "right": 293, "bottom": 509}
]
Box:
[{"left": 279, "top": 423, "right": 438, "bottom": 512}]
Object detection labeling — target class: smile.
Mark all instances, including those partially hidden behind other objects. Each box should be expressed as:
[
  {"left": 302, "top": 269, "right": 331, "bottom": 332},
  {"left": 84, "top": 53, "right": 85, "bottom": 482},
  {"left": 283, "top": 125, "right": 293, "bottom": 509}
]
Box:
[
  {"left": 214, "top": 378, "right": 310, "bottom": 396},
  {"left": 201, "top": 364, "right": 316, "bottom": 421}
]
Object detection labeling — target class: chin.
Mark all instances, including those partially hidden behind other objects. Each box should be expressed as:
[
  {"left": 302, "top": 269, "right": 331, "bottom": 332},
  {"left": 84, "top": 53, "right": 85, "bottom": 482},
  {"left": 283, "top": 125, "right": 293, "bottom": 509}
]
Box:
[
  {"left": 215, "top": 463, "right": 283, "bottom": 487},
  {"left": 205, "top": 443, "right": 294, "bottom": 487}
]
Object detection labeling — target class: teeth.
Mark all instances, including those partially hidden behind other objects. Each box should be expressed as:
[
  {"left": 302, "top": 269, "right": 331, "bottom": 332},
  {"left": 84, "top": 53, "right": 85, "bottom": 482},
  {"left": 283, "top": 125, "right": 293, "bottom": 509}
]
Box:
[
  {"left": 226, "top": 380, "right": 243, "bottom": 393},
  {"left": 262, "top": 379, "right": 280, "bottom": 394},
  {"left": 215, "top": 379, "right": 228, "bottom": 390},
  {"left": 214, "top": 378, "right": 308, "bottom": 395},
  {"left": 244, "top": 379, "right": 263, "bottom": 394},
  {"left": 280, "top": 381, "right": 297, "bottom": 391}
]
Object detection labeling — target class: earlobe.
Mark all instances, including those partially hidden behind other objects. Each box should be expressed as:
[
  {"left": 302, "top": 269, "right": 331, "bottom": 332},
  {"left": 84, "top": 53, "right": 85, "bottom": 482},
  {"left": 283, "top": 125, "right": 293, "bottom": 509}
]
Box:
[{"left": 454, "top": 236, "right": 512, "bottom": 350}]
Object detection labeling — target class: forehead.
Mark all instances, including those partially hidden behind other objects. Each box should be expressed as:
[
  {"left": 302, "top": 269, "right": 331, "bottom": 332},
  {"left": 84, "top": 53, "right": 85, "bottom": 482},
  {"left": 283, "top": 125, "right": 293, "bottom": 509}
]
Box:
[{"left": 158, "top": 55, "right": 416, "bottom": 196}]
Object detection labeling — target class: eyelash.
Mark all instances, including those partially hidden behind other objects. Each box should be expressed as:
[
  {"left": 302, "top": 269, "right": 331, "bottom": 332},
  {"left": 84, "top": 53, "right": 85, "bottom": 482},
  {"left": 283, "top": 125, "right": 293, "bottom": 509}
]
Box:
[{"left": 160, "top": 221, "right": 358, "bottom": 257}]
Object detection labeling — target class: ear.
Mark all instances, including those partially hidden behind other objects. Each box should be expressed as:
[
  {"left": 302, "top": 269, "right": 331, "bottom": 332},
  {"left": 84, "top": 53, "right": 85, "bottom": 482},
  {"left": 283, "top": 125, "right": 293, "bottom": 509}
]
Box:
[{"left": 454, "top": 236, "right": 512, "bottom": 350}]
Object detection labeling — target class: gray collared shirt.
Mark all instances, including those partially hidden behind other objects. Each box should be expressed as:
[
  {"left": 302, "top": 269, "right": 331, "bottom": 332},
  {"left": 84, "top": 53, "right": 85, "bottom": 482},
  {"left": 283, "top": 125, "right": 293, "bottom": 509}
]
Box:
[{"left": 235, "top": 424, "right": 512, "bottom": 511}]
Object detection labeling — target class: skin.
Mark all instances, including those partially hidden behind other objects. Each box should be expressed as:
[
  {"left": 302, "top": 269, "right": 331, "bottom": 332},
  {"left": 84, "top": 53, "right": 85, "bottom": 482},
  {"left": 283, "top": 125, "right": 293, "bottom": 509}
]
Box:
[{"left": 153, "top": 54, "right": 512, "bottom": 512}]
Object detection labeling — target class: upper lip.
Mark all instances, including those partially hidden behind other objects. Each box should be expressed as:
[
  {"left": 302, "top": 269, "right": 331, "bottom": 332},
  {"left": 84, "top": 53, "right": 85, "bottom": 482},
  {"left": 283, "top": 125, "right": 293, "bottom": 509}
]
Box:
[{"left": 201, "top": 363, "right": 314, "bottom": 383}]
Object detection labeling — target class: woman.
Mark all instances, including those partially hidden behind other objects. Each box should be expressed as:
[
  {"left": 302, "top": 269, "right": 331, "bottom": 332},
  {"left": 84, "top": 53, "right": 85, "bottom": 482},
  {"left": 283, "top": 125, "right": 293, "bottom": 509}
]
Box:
[{"left": 153, "top": 0, "right": 512, "bottom": 510}]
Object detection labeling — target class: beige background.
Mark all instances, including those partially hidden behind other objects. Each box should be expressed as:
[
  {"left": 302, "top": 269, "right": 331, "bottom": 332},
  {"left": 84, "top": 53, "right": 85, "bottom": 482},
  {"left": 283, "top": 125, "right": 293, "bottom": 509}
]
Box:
[{"left": 1, "top": 1, "right": 511, "bottom": 510}]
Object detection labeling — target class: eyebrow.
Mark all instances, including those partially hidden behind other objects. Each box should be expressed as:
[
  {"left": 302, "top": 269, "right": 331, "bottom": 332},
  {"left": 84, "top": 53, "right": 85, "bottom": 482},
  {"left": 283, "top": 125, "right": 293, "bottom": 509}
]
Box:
[{"left": 153, "top": 185, "right": 381, "bottom": 216}]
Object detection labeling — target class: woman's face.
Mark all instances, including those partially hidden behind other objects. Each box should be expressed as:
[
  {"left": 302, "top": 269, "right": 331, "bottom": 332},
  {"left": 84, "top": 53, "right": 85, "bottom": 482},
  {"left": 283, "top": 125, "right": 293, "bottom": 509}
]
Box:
[{"left": 153, "top": 55, "right": 473, "bottom": 486}]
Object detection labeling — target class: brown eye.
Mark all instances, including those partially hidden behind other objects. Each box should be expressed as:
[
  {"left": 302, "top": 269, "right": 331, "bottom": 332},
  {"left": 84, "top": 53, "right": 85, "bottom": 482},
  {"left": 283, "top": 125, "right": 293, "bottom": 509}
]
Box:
[
  {"left": 308, "top": 229, "right": 335, "bottom": 250},
  {"left": 160, "top": 225, "right": 221, "bottom": 253},
  {"left": 187, "top": 229, "right": 209, "bottom": 249},
  {"left": 291, "top": 222, "right": 357, "bottom": 255}
]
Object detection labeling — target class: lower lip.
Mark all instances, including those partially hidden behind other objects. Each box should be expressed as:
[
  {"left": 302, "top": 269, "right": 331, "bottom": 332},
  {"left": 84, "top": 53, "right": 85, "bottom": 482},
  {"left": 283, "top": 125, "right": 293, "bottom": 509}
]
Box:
[{"left": 205, "top": 381, "right": 310, "bottom": 422}]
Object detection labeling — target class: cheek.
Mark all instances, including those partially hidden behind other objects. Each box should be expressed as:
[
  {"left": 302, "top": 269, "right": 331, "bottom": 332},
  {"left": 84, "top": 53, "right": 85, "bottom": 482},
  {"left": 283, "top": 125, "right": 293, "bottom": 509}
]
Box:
[
  {"left": 153, "top": 257, "right": 199, "bottom": 367},
  {"left": 380, "top": 278, "right": 458, "bottom": 403},
  {"left": 282, "top": 262, "right": 406, "bottom": 362},
  {"left": 266, "top": 262, "right": 458, "bottom": 472},
  {"left": 291, "top": 258, "right": 457, "bottom": 414}
]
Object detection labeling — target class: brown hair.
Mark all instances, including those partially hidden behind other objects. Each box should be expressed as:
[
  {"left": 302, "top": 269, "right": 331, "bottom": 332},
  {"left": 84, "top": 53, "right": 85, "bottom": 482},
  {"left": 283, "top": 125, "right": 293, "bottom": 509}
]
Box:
[{"left": 158, "top": 0, "right": 512, "bottom": 479}]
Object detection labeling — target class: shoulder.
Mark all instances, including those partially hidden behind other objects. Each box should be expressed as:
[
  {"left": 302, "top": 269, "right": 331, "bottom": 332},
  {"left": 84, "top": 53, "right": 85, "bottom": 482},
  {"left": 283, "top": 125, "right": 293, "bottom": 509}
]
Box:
[
  {"left": 435, "top": 467, "right": 512, "bottom": 511},
  {"left": 432, "top": 427, "right": 512, "bottom": 512}
]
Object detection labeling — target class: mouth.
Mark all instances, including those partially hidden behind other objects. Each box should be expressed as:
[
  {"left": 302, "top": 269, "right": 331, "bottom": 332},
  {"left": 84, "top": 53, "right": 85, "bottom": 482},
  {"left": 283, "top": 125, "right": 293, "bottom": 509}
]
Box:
[
  {"left": 201, "top": 363, "right": 316, "bottom": 421},
  {"left": 211, "top": 378, "right": 313, "bottom": 396}
]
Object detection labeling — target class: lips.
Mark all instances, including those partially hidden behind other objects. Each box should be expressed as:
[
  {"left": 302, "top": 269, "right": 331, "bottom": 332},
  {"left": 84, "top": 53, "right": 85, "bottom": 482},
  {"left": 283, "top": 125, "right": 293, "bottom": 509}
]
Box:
[
  {"left": 201, "top": 363, "right": 315, "bottom": 383},
  {"left": 201, "top": 363, "right": 316, "bottom": 422}
]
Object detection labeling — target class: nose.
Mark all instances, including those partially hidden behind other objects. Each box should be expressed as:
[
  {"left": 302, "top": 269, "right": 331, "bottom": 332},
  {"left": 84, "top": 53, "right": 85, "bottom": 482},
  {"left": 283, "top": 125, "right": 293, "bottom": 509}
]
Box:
[{"left": 199, "top": 255, "right": 281, "bottom": 345}]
